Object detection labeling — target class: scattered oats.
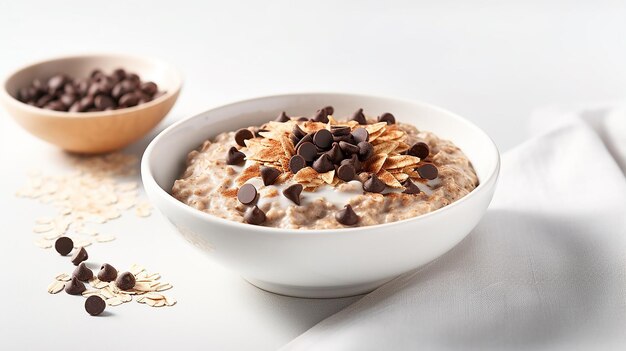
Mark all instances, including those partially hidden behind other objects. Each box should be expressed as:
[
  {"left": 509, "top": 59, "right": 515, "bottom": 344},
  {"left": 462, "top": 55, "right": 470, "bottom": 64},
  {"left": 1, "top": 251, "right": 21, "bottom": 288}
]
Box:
[
  {"left": 144, "top": 298, "right": 158, "bottom": 307},
  {"left": 153, "top": 299, "right": 166, "bottom": 307},
  {"left": 34, "top": 238, "right": 52, "bottom": 249},
  {"left": 106, "top": 296, "right": 125, "bottom": 306},
  {"left": 82, "top": 289, "right": 101, "bottom": 296},
  {"left": 120, "top": 294, "right": 132, "bottom": 303},
  {"left": 55, "top": 273, "right": 71, "bottom": 281},
  {"left": 143, "top": 292, "right": 165, "bottom": 300},
  {"left": 95, "top": 234, "right": 116, "bottom": 243},
  {"left": 135, "top": 202, "right": 152, "bottom": 217},
  {"left": 89, "top": 278, "right": 109, "bottom": 289},
  {"left": 132, "top": 282, "right": 153, "bottom": 291},
  {"left": 47, "top": 280, "right": 65, "bottom": 294},
  {"left": 116, "top": 182, "right": 138, "bottom": 192},
  {"left": 155, "top": 283, "right": 173, "bottom": 292},
  {"left": 165, "top": 296, "right": 177, "bottom": 306},
  {"left": 130, "top": 264, "right": 145, "bottom": 276},
  {"left": 73, "top": 238, "right": 92, "bottom": 248},
  {"left": 43, "top": 231, "right": 63, "bottom": 240},
  {"left": 35, "top": 216, "right": 54, "bottom": 224},
  {"left": 33, "top": 224, "right": 54, "bottom": 233}
]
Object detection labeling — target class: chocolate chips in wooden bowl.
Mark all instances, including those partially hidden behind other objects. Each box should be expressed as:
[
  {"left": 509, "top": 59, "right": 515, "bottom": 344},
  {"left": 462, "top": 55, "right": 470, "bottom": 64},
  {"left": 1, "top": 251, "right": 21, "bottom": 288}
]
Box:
[{"left": 16, "top": 69, "right": 163, "bottom": 112}]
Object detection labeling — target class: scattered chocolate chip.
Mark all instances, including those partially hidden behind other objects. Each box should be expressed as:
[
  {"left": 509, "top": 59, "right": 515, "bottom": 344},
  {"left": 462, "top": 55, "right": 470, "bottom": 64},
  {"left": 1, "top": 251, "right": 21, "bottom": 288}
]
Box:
[
  {"left": 65, "top": 276, "right": 86, "bottom": 295},
  {"left": 85, "top": 295, "right": 106, "bottom": 316},
  {"left": 289, "top": 155, "right": 306, "bottom": 173},
  {"left": 141, "top": 82, "right": 158, "bottom": 96},
  {"left": 408, "top": 142, "right": 430, "bottom": 159},
  {"left": 335, "top": 204, "right": 359, "bottom": 226},
  {"left": 339, "top": 141, "right": 359, "bottom": 155},
  {"left": 363, "top": 174, "right": 386, "bottom": 193},
  {"left": 330, "top": 126, "right": 351, "bottom": 136},
  {"left": 325, "top": 143, "right": 344, "bottom": 164},
  {"left": 73, "top": 262, "right": 93, "bottom": 282},
  {"left": 402, "top": 179, "right": 421, "bottom": 194},
  {"left": 323, "top": 106, "right": 334, "bottom": 116},
  {"left": 237, "top": 184, "right": 258, "bottom": 205},
  {"left": 234, "top": 128, "right": 254, "bottom": 147},
  {"left": 351, "top": 108, "right": 367, "bottom": 124},
  {"left": 54, "top": 237, "right": 74, "bottom": 256},
  {"left": 282, "top": 184, "right": 303, "bottom": 205},
  {"left": 116, "top": 272, "right": 136, "bottom": 291},
  {"left": 337, "top": 164, "right": 356, "bottom": 181},
  {"left": 71, "top": 247, "right": 88, "bottom": 266},
  {"left": 357, "top": 141, "right": 374, "bottom": 161},
  {"left": 47, "top": 74, "right": 67, "bottom": 92},
  {"left": 292, "top": 124, "right": 306, "bottom": 139},
  {"left": 351, "top": 127, "right": 369, "bottom": 143},
  {"left": 45, "top": 101, "right": 66, "bottom": 111},
  {"left": 417, "top": 163, "right": 438, "bottom": 180},
  {"left": 312, "top": 109, "right": 329, "bottom": 123},
  {"left": 97, "top": 263, "right": 118, "bottom": 282},
  {"left": 244, "top": 206, "right": 266, "bottom": 225},
  {"left": 290, "top": 134, "right": 300, "bottom": 145},
  {"left": 260, "top": 166, "right": 281, "bottom": 186},
  {"left": 275, "top": 111, "right": 290, "bottom": 122},
  {"left": 295, "top": 133, "right": 314, "bottom": 150},
  {"left": 297, "top": 142, "right": 317, "bottom": 162},
  {"left": 312, "top": 154, "right": 334, "bottom": 173},
  {"left": 313, "top": 129, "right": 333, "bottom": 149},
  {"left": 378, "top": 112, "right": 396, "bottom": 124},
  {"left": 226, "top": 147, "right": 246, "bottom": 165},
  {"left": 94, "top": 94, "right": 115, "bottom": 110}
]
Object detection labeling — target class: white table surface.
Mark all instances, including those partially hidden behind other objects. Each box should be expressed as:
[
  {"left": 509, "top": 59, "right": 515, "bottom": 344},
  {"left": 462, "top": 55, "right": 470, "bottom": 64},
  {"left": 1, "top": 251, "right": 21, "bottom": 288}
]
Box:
[{"left": 1, "top": 1, "right": 626, "bottom": 350}]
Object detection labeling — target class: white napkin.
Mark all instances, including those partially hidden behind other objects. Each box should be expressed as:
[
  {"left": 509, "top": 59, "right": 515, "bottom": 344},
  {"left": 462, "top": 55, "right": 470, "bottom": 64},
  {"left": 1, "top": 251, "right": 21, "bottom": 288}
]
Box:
[{"left": 282, "top": 108, "right": 626, "bottom": 350}]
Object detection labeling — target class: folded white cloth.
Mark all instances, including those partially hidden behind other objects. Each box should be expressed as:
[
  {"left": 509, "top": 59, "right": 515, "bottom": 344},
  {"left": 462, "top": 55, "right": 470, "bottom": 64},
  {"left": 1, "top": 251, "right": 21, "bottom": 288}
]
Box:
[{"left": 283, "top": 107, "right": 626, "bottom": 350}]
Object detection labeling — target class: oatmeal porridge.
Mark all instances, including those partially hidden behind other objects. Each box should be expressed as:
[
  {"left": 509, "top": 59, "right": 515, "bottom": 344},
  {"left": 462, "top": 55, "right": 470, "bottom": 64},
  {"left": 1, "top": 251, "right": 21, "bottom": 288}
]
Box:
[{"left": 171, "top": 107, "right": 478, "bottom": 229}]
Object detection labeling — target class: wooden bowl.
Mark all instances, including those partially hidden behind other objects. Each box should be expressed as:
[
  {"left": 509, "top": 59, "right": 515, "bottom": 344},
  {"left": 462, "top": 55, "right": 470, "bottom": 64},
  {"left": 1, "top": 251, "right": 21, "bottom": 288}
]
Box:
[{"left": 0, "top": 54, "right": 182, "bottom": 154}]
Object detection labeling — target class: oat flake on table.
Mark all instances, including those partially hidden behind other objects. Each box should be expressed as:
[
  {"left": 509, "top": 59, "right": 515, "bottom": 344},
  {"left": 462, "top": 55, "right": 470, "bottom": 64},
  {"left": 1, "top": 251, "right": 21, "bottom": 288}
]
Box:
[{"left": 15, "top": 153, "right": 150, "bottom": 249}]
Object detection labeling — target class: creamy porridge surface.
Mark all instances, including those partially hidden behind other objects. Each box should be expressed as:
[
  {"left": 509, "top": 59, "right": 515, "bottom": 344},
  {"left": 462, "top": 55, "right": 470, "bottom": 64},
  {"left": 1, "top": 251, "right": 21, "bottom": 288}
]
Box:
[{"left": 172, "top": 107, "right": 478, "bottom": 229}]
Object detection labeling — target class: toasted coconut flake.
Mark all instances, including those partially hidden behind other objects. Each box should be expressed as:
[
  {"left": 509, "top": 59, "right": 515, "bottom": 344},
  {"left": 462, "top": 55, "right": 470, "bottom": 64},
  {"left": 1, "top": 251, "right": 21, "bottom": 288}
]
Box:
[
  {"left": 383, "top": 155, "right": 420, "bottom": 170},
  {"left": 235, "top": 163, "right": 260, "bottom": 186},
  {"left": 220, "top": 188, "right": 238, "bottom": 198},
  {"left": 363, "top": 154, "right": 388, "bottom": 174},
  {"left": 377, "top": 170, "right": 403, "bottom": 188},
  {"left": 373, "top": 141, "right": 400, "bottom": 155},
  {"left": 320, "top": 170, "right": 335, "bottom": 184}
]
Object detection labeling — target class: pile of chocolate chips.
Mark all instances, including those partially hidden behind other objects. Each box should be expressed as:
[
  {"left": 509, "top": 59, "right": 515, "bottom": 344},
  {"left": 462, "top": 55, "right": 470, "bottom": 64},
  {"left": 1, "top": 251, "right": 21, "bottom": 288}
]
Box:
[
  {"left": 54, "top": 236, "right": 137, "bottom": 316},
  {"left": 16, "top": 69, "right": 162, "bottom": 112},
  {"left": 229, "top": 106, "right": 438, "bottom": 227}
]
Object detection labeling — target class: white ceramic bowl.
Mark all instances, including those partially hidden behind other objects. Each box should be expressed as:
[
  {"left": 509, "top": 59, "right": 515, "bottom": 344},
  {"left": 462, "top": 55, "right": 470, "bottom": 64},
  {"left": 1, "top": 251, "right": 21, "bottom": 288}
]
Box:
[{"left": 142, "top": 93, "right": 500, "bottom": 298}]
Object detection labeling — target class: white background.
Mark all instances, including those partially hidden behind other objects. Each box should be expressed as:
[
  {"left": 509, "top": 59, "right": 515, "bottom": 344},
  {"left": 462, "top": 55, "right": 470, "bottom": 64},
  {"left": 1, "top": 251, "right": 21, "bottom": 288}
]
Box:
[{"left": 1, "top": 1, "right": 625, "bottom": 350}]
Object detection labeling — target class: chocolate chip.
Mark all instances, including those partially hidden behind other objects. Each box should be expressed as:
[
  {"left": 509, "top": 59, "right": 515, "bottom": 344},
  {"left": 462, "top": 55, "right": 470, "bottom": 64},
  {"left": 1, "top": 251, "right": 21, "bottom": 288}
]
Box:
[
  {"left": 312, "top": 109, "right": 329, "bottom": 123},
  {"left": 417, "top": 163, "right": 438, "bottom": 180},
  {"left": 36, "top": 94, "right": 53, "bottom": 108},
  {"left": 289, "top": 155, "right": 306, "bottom": 173},
  {"left": 292, "top": 124, "right": 306, "bottom": 139},
  {"left": 260, "top": 166, "right": 281, "bottom": 186},
  {"left": 244, "top": 206, "right": 266, "bottom": 225},
  {"left": 234, "top": 128, "right": 254, "bottom": 147},
  {"left": 295, "top": 133, "right": 314, "bottom": 150},
  {"left": 97, "top": 263, "right": 118, "bottom": 282},
  {"left": 351, "top": 127, "right": 369, "bottom": 143},
  {"left": 115, "top": 272, "right": 136, "bottom": 291},
  {"left": 338, "top": 141, "right": 359, "bottom": 155},
  {"left": 275, "top": 111, "right": 290, "bottom": 122},
  {"left": 65, "top": 276, "right": 86, "bottom": 295},
  {"left": 54, "top": 237, "right": 73, "bottom": 256},
  {"left": 45, "top": 100, "right": 66, "bottom": 111},
  {"left": 73, "top": 262, "right": 93, "bottom": 282},
  {"left": 282, "top": 184, "right": 303, "bottom": 205},
  {"left": 363, "top": 174, "right": 386, "bottom": 193},
  {"left": 290, "top": 134, "right": 300, "bottom": 145},
  {"left": 402, "top": 179, "right": 421, "bottom": 194},
  {"left": 408, "top": 142, "right": 430, "bottom": 159},
  {"left": 333, "top": 134, "right": 355, "bottom": 144},
  {"left": 297, "top": 142, "right": 317, "bottom": 162},
  {"left": 71, "top": 247, "right": 88, "bottom": 266},
  {"left": 85, "top": 295, "right": 106, "bottom": 316},
  {"left": 330, "top": 126, "right": 351, "bottom": 136},
  {"left": 357, "top": 141, "right": 374, "bottom": 161},
  {"left": 47, "top": 74, "right": 67, "bottom": 92},
  {"left": 325, "top": 143, "right": 344, "bottom": 164},
  {"left": 312, "top": 154, "right": 334, "bottom": 173},
  {"left": 94, "top": 95, "right": 115, "bottom": 110},
  {"left": 323, "top": 106, "right": 334, "bottom": 116},
  {"left": 119, "top": 92, "right": 139, "bottom": 108},
  {"left": 80, "top": 95, "right": 94, "bottom": 109},
  {"left": 335, "top": 204, "right": 359, "bottom": 226},
  {"left": 313, "top": 129, "right": 333, "bottom": 149},
  {"left": 341, "top": 154, "right": 362, "bottom": 172},
  {"left": 141, "top": 81, "right": 158, "bottom": 96},
  {"left": 351, "top": 108, "right": 367, "bottom": 124},
  {"left": 337, "top": 164, "right": 356, "bottom": 181},
  {"left": 112, "top": 68, "right": 126, "bottom": 80},
  {"left": 237, "top": 184, "right": 258, "bottom": 205},
  {"left": 60, "top": 94, "right": 76, "bottom": 107},
  {"left": 378, "top": 112, "right": 396, "bottom": 124},
  {"left": 226, "top": 147, "right": 246, "bottom": 165}
]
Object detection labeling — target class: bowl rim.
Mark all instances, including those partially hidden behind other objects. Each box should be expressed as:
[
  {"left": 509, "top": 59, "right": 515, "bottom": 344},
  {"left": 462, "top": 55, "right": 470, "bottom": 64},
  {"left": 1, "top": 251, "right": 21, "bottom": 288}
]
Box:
[
  {"left": 0, "top": 52, "right": 183, "bottom": 119},
  {"left": 141, "top": 92, "right": 501, "bottom": 235}
]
